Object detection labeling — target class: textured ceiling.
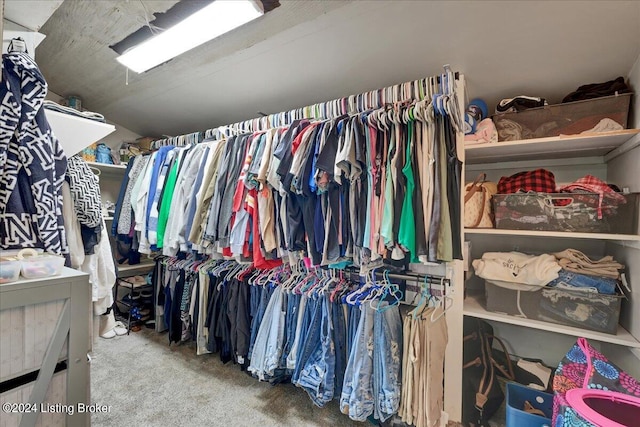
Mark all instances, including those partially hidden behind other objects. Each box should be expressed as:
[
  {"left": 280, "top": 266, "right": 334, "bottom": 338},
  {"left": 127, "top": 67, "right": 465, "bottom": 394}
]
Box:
[{"left": 35, "top": 0, "right": 640, "bottom": 138}]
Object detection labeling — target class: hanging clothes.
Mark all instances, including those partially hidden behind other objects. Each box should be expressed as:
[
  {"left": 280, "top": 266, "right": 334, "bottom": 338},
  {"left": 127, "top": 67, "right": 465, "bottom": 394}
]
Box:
[
  {"left": 0, "top": 51, "right": 68, "bottom": 255},
  {"left": 66, "top": 156, "right": 104, "bottom": 254},
  {"left": 113, "top": 71, "right": 463, "bottom": 269}
]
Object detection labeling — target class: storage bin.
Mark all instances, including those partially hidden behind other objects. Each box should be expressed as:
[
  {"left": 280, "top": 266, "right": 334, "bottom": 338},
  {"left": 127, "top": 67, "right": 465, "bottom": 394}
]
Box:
[
  {"left": 493, "top": 192, "right": 639, "bottom": 234},
  {"left": 493, "top": 93, "right": 632, "bottom": 141},
  {"left": 484, "top": 280, "right": 623, "bottom": 334},
  {"left": 20, "top": 255, "right": 65, "bottom": 279},
  {"left": 0, "top": 260, "right": 21, "bottom": 284},
  {"left": 485, "top": 280, "right": 541, "bottom": 318},
  {"left": 506, "top": 382, "right": 552, "bottom": 427}
]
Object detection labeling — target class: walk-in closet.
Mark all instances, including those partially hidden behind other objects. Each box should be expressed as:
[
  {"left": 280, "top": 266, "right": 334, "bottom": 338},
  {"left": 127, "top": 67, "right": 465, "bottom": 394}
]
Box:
[{"left": 1, "top": 1, "right": 640, "bottom": 427}]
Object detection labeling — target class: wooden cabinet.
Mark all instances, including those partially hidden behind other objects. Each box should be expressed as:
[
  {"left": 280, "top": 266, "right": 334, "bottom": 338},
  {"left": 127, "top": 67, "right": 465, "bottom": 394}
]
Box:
[{"left": 0, "top": 268, "right": 91, "bottom": 427}]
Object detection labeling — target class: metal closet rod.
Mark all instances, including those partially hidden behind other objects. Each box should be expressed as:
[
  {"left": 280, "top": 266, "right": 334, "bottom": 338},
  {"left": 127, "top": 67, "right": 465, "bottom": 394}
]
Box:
[
  {"left": 341, "top": 266, "right": 450, "bottom": 286},
  {"left": 151, "top": 67, "right": 460, "bottom": 148}
]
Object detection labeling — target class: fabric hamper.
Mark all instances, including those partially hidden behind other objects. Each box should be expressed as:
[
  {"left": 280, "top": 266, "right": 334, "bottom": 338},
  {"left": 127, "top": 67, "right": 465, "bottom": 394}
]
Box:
[{"left": 553, "top": 338, "right": 640, "bottom": 426}]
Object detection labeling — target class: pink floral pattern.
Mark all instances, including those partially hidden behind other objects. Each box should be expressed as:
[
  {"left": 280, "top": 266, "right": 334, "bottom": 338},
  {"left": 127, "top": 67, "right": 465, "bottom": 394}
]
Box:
[
  {"left": 563, "top": 363, "right": 587, "bottom": 384},
  {"left": 553, "top": 338, "right": 640, "bottom": 425},
  {"left": 620, "top": 371, "right": 640, "bottom": 396}
]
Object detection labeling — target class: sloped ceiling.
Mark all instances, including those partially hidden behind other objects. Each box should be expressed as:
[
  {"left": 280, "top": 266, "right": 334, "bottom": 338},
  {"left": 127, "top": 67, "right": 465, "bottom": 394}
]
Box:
[
  {"left": 35, "top": 0, "right": 640, "bottom": 138},
  {"left": 4, "top": 0, "right": 64, "bottom": 31}
]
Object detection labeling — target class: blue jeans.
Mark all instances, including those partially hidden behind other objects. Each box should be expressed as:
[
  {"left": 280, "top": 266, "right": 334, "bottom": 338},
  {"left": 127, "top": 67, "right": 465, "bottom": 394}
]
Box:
[
  {"left": 547, "top": 269, "right": 618, "bottom": 295},
  {"left": 346, "top": 304, "right": 361, "bottom": 358},
  {"left": 540, "top": 288, "right": 615, "bottom": 330},
  {"left": 340, "top": 305, "right": 375, "bottom": 421},
  {"left": 280, "top": 293, "right": 301, "bottom": 369},
  {"left": 248, "top": 286, "right": 285, "bottom": 380},
  {"left": 292, "top": 296, "right": 320, "bottom": 384},
  {"left": 373, "top": 304, "right": 403, "bottom": 422},
  {"left": 249, "top": 285, "right": 273, "bottom": 357},
  {"left": 297, "top": 294, "right": 336, "bottom": 407},
  {"left": 286, "top": 295, "right": 308, "bottom": 371},
  {"left": 332, "top": 302, "right": 347, "bottom": 399}
]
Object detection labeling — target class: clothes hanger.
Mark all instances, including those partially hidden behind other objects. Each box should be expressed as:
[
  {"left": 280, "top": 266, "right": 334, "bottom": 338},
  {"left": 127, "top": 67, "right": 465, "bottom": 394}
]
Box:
[
  {"left": 376, "top": 270, "right": 403, "bottom": 312},
  {"left": 410, "top": 275, "right": 431, "bottom": 319},
  {"left": 431, "top": 277, "right": 453, "bottom": 323},
  {"left": 345, "top": 269, "right": 371, "bottom": 306}
]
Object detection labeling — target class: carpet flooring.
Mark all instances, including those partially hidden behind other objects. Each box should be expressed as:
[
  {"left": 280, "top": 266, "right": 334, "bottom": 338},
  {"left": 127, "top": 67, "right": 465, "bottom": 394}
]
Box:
[{"left": 90, "top": 327, "right": 366, "bottom": 427}]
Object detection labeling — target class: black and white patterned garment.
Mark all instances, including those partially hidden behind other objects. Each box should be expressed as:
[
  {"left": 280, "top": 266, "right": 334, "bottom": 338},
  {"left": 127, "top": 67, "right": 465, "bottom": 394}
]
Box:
[
  {"left": 66, "top": 156, "right": 104, "bottom": 254},
  {"left": 66, "top": 156, "right": 103, "bottom": 227},
  {"left": 117, "top": 155, "right": 148, "bottom": 235},
  {"left": 0, "top": 51, "right": 68, "bottom": 255}
]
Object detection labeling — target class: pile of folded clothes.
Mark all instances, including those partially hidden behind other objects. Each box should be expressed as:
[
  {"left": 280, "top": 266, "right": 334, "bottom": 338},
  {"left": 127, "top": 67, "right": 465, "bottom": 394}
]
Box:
[{"left": 473, "top": 249, "right": 624, "bottom": 333}]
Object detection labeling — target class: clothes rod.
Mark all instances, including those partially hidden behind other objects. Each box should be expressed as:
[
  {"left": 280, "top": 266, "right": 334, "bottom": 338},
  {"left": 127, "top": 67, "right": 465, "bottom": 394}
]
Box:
[
  {"left": 341, "top": 267, "right": 450, "bottom": 286},
  {"left": 151, "top": 66, "right": 461, "bottom": 148}
]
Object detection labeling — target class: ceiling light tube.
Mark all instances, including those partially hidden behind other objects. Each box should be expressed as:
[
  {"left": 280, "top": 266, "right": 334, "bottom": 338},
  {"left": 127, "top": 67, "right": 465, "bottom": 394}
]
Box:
[{"left": 117, "top": 0, "right": 264, "bottom": 73}]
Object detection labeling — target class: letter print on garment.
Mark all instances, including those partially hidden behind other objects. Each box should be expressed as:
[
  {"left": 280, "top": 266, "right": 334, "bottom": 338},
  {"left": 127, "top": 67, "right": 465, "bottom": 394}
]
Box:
[{"left": 0, "top": 52, "right": 68, "bottom": 255}]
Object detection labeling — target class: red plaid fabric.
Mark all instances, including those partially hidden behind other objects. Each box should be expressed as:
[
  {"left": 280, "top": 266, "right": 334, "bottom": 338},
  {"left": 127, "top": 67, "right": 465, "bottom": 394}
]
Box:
[
  {"left": 558, "top": 175, "right": 627, "bottom": 219},
  {"left": 497, "top": 169, "right": 556, "bottom": 194},
  {"left": 558, "top": 175, "right": 626, "bottom": 203}
]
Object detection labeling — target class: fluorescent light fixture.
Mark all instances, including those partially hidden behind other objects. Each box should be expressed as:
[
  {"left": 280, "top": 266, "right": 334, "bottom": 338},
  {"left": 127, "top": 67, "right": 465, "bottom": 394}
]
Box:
[{"left": 117, "top": 0, "right": 264, "bottom": 73}]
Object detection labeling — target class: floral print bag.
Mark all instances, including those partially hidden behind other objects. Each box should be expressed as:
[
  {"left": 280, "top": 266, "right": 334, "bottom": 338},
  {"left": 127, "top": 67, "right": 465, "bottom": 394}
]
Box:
[{"left": 553, "top": 337, "right": 640, "bottom": 426}]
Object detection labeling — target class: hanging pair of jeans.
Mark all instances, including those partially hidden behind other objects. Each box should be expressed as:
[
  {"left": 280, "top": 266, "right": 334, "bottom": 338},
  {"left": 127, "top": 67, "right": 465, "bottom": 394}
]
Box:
[
  {"left": 333, "top": 301, "right": 348, "bottom": 399},
  {"left": 340, "top": 305, "right": 375, "bottom": 421},
  {"left": 373, "top": 304, "right": 403, "bottom": 422},
  {"left": 346, "top": 303, "right": 361, "bottom": 358},
  {"left": 291, "top": 296, "right": 321, "bottom": 385},
  {"left": 340, "top": 304, "right": 403, "bottom": 422},
  {"left": 248, "top": 284, "right": 273, "bottom": 357},
  {"left": 286, "top": 295, "right": 309, "bottom": 371},
  {"left": 297, "top": 294, "right": 336, "bottom": 407},
  {"left": 248, "top": 286, "right": 285, "bottom": 381},
  {"left": 280, "top": 293, "right": 302, "bottom": 372}
]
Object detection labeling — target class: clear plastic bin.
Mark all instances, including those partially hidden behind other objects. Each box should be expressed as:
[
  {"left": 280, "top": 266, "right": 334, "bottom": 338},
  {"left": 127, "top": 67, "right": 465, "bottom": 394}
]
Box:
[
  {"left": 493, "top": 192, "right": 639, "bottom": 234},
  {"left": 0, "top": 260, "right": 21, "bottom": 284},
  {"left": 485, "top": 280, "right": 623, "bottom": 334},
  {"left": 20, "top": 255, "right": 65, "bottom": 279}
]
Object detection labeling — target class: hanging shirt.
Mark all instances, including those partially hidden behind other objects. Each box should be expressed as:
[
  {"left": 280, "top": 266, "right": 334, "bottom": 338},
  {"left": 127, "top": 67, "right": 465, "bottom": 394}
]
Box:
[
  {"left": 145, "top": 145, "right": 174, "bottom": 240},
  {"left": 119, "top": 155, "right": 148, "bottom": 235},
  {"left": 157, "top": 146, "right": 189, "bottom": 249},
  {"left": 398, "top": 120, "right": 417, "bottom": 262},
  {"left": 148, "top": 147, "right": 177, "bottom": 248},
  {"left": 164, "top": 144, "right": 207, "bottom": 255}
]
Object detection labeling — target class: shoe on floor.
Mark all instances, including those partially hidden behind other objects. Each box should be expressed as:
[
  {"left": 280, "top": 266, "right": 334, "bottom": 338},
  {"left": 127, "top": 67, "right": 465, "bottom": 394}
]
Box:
[
  {"left": 100, "top": 329, "right": 116, "bottom": 339},
  {"left": 113, "top": 321, "right": 128, "bottom": 336}
]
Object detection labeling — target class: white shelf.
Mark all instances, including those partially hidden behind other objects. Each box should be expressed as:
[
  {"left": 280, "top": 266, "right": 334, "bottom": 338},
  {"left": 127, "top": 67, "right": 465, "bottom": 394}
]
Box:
[
  {"left": 117, "top": 261, "right": 155, "bottom": 278},
  {"left": 87, "top": 161, "right": 127, "bottom": 170},
  {"left": 464, "top": 228, "right": 640, "bottom": 243},
  {"left": 44, "top": 109, "right": 115, "bottom": 157},
  {"left": 463, "top": 293, "right": 640, "bottom": 348},
  {"left": 465, "top": 129, "right": 640, "bottom": 165},
  {"left": 104, "top": 216, "right": 114, "bottom": 221}
]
